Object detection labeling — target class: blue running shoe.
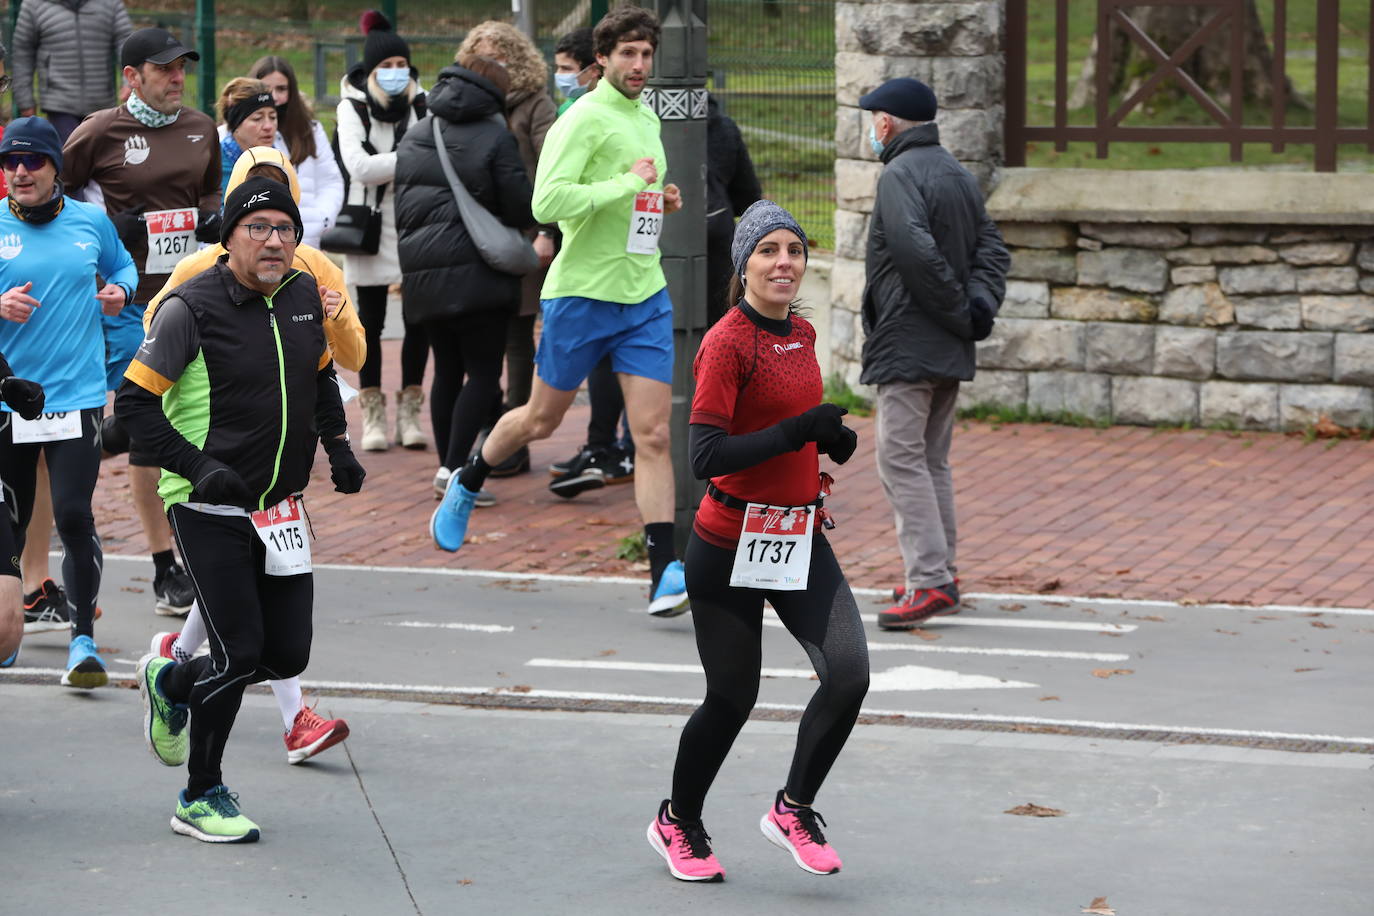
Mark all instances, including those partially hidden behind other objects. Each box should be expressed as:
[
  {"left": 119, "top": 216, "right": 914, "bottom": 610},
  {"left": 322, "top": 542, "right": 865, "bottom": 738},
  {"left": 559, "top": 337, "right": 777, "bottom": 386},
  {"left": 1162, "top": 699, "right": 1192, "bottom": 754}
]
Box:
[
  {"left": 648, "top": 560, "right": 690, "bottom": 617},
  {"left": 431, "top": 476, "right": 478, "bottom": 552},
  {"left": 1, "top": 647, "right": 17, "bottom": 667},
  {"left": 60, "top": 634, "right": 108, "bottom": 689}
]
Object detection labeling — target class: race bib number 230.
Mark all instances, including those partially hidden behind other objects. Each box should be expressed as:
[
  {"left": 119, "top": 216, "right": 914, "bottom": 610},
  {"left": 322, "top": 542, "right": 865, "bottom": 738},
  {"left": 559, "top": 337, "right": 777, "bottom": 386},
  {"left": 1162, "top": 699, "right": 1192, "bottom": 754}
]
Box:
[{"left": 625, "top": 191, "right": 663, "bottom": 255}]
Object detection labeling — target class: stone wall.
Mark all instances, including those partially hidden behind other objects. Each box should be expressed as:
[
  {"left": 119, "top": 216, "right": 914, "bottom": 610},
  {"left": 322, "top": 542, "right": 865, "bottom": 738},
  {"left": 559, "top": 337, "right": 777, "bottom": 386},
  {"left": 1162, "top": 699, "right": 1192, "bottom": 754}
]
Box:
[
  {"left": 965, "top": 220, "right": 1374, "bottom": 430},
  {"left": 830, "top": 0, "right": 1005, "bottom": 389}
]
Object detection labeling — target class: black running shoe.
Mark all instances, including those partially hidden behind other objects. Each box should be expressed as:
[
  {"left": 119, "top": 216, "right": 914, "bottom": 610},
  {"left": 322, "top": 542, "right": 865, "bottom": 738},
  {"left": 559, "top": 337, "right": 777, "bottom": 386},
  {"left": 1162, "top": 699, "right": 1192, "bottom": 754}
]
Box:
[
  {"left": 488, "top": 445, "right": 530, "bottom": 478},
  {"left": 549, "top": 447, "right": 609, "bottom": 499},
  {"left": 154, "top": 563, "right": 196, "bottom": 617},
  {"left": 602, "top": 446, "right": 635, "bottom": 485},
  {"left": 548, "top": 445, "right": 587, "bottom": 477},
  {"left": 23, "top": 579, "right": 71, "bottom": 634}
]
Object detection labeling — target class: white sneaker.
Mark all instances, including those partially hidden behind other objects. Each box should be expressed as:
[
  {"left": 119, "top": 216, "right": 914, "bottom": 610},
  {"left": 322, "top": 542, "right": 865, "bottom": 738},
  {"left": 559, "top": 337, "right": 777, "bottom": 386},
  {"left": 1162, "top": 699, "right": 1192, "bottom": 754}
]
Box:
[{"left": 433, "top": 467, "right": 451, "bottom": 500}]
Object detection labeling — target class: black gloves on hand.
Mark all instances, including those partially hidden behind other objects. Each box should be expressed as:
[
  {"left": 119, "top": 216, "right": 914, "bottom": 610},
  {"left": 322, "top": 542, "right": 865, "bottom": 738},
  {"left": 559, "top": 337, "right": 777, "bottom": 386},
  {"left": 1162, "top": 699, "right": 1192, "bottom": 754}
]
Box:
[
  {"left": 970, "top": 297, "right": 996, "bottom": 342},
  {"left": 0, "top": 375, "right": 45, "bottom": 420},
  {"left": 192, "top": 460, "right": 254, "bottom": 507},
  {"left": 194, "top": 210, "right": 222, "bottom": 244},
  {"left": 819, "top": 425, "right": 858, "bottom": 465},
  {"left": 323, "top": 436, "right": 365, "bottom": 494},
  {"left": 779, "top": 403, "right": 849, "bottom": 451},
  {"left": 110, "top": 209, "right": 144, "bottom": 250}
]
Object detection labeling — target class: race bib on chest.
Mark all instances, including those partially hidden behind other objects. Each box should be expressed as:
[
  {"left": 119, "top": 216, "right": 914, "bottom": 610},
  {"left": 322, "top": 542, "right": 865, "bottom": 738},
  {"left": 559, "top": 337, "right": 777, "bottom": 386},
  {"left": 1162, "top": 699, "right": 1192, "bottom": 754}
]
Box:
[
  {"left": 625, "top": 191, "right": 663, "bottom": 255},
  {"left": 12, "top": 411, "right": 81, "bottom": 444},
  {"left": 729, "top": 503, "right": 815, "bottom": 591},
  {"left": 250, "top": 496, "right": 311, "bottom": 576},
  {"left": 144, "top": 208, "right": 198, "bottom": 274}
]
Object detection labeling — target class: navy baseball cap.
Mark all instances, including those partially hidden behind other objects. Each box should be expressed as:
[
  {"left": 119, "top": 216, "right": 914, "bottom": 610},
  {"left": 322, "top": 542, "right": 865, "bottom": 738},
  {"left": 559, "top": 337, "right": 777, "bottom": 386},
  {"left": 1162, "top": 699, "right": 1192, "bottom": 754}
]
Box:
[
  {"left": 0, "top": 116, "right": 64, "bottom": 172},
  {"left": 858, "top": 77, "right": 937, "bottom": 122},
  {"left": 121, "top": 28, "right": 200, "bottom": 70}
]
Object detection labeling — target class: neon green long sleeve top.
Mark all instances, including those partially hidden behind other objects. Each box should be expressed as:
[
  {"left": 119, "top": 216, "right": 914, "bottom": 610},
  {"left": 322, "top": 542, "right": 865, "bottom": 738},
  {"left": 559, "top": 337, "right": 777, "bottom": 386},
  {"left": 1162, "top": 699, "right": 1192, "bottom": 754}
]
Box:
[{"left": 533, "top": 79, "right": 668, "bottom": 305}]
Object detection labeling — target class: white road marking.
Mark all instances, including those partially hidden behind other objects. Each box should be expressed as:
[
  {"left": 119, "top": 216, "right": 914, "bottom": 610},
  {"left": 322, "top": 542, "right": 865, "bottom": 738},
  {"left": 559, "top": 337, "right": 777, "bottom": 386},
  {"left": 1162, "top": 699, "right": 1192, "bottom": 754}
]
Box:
[
  {"left": 867, "top": 643, "right": 1132, "bottom": 662},
  {"left": 759, "top": 611, "right": 1136, "bottom": 634},
  {"left": 525, "top": 657, "right": 1035, "bottom": 691},
  {"left": 94, "top": 554, "right": 1374, "bottom": 615},
  {"left": 380, "top": 620, "right": 515, "bottom": 634}
]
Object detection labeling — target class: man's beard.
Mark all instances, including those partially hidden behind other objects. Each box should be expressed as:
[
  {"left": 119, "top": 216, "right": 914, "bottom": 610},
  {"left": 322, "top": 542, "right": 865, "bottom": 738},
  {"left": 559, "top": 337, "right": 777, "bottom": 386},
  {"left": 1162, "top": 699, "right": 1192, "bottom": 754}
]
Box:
[{"left": 256, "top": 270, "right": 284, "bottom": 286}]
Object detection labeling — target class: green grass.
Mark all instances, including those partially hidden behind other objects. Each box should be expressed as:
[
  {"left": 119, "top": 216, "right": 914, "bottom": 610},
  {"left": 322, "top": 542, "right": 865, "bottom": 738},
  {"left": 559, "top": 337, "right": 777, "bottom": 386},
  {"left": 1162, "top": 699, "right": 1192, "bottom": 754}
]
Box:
[
  {"left": 822, "top": 374, "right": 873, "bottom": 417},
  {"left": 957, "top": 401, "right": 1112, "bottom": 429},
  {"left": 615, "top": 531, "right": 647, "bottom": 563}
]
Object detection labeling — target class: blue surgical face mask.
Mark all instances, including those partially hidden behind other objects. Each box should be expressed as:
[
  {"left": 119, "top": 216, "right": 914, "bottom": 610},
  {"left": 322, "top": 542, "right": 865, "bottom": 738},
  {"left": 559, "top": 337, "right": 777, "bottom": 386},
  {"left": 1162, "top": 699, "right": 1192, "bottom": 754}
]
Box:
[
  {"left": 554, "top": 72, "right": 583, "bottom": 100},
  {"left": 868, "top": 123, "right": 884, "bottom": 156},
  {"left": 376, "top": 66, "right": 411, "bottom": 96}
]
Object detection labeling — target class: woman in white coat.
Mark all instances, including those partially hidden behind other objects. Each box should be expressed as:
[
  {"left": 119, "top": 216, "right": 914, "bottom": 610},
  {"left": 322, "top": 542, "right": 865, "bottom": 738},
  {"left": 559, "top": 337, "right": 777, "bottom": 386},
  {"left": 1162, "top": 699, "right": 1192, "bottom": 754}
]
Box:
[
  {"left": 250, "top": 56, "right": 344, "bottom": 250},
  {"left": 335, "top": 11, "right": 429, "bottom": 452}
]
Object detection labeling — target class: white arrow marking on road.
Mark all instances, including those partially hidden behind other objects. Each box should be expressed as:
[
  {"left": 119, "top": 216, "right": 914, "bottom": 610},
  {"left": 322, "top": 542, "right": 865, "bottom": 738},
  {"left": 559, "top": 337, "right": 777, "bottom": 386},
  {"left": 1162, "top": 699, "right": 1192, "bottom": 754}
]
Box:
[{"left": 525, "top": 658, "right": 1035, "bottom": 691}]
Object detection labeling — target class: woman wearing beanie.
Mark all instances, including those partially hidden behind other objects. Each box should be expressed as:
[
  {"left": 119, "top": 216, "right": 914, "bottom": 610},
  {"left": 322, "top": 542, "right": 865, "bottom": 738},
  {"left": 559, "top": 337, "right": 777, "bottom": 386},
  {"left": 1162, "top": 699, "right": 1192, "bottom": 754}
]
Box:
[
  {"left": 647, "top": 201, "right": 869, "bottom": 883},
  {"left": 454, "top": 21, "right": 560, "bottom": 478},
  {"left": 335, "top": 10, "right": 429, "bottom": 452},
  {"left": 215, "top": 78, "right": 277, "bottom": 197},
  {"left": 250, "top": 56, "right": 345, "bottom": 250}
]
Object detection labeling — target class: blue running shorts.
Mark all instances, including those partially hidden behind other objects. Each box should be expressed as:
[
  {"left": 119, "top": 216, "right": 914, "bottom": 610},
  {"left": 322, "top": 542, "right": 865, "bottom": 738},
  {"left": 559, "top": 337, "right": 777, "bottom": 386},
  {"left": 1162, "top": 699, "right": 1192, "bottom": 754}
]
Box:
[
  {"left": 103, "top": 302, "right": 148, "bottom": 392},
  {"left": 535, "top": 287, "right": 674, "bottom": 392}
]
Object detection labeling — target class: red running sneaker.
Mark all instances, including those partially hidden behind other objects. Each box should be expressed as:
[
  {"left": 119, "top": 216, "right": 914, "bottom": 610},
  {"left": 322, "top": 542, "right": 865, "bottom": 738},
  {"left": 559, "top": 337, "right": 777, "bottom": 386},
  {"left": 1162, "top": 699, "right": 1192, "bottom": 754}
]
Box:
[
  {"left": 878, "top": 584, "right": 959, "bottom": 630},
  {"left": 284, "top": 702, "right": 350, "bottom": 765},
  {"left": 151, "top": 631, "right": 180, "bottom": 660},
  {"left": 760, "top": 790, "right": 842, "bottom": 875},
  {"left": 646, "top": 799, "right": 725, "bottom": 882}
]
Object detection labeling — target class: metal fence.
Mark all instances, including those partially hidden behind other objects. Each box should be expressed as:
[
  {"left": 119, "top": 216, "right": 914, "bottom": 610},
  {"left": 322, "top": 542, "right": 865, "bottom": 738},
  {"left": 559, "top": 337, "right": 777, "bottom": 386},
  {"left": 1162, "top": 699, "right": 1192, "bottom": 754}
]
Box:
[{"left": 1006, "top": 0, "right": 1374, "bottom": 171}]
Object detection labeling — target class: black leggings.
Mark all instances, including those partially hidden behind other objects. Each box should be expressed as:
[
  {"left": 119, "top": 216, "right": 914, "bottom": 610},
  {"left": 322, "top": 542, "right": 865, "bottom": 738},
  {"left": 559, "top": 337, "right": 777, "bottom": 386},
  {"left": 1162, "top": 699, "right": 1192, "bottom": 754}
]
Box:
[
  {"left": 164, "top": 504, "right": 313, "bottom": 798},
  {"left": 0, "top": 408, "right": 103, "bottom": 637},
  {"left": 503, "top": 312, "right": 537, "bottom": 411},
  {"left": 586, "top": 356, "right": 631, "bottom": 451},
  {"left": 355, "top": 284, "right": 429, "bottom": 390},
  {"left": 671, "top": 531, "right": 870, "bottom": 821},
  {"left": 426, "top": 310, "right": 510, "bottom": 471}
]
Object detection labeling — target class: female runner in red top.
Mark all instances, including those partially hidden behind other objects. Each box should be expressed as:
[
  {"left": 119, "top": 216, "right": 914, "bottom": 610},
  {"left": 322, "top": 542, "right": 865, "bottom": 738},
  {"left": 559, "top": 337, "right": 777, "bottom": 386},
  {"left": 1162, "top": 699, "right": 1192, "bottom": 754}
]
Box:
[{"left": 646, "top": 201, "right": 869, "bottom": 882}]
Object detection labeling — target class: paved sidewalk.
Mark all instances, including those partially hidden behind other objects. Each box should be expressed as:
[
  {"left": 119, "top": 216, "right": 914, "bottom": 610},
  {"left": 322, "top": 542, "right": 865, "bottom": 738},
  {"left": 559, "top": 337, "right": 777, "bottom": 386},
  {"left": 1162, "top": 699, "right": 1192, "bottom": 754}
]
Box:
[{"left": 90, "top": 341, "right": 1374, "bottom": 608}]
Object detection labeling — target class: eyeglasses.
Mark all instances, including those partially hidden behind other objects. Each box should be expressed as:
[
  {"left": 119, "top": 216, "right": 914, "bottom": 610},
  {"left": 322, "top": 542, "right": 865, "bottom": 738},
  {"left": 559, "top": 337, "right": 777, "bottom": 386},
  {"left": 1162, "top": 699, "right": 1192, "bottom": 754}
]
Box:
[
  {"left": 240, "top": 222, "right": 301, "bottom": 243},
  {"left": 1, "top": 152, "right": 49, "bottom": 172}
]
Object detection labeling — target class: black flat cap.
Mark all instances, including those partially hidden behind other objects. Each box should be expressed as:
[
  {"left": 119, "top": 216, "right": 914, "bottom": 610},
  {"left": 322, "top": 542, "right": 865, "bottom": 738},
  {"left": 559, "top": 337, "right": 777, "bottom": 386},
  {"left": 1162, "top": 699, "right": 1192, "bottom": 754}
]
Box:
[{"left": 858, "top": 77, "right": 937, "bottom": 122}]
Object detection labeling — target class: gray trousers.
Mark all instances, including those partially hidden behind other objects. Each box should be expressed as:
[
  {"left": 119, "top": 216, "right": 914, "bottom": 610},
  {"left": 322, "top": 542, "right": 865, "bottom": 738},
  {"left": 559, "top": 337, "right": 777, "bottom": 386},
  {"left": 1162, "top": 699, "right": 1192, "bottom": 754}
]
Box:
[{"left": 875, "top": 380, "right": 960, "bottom": 590}]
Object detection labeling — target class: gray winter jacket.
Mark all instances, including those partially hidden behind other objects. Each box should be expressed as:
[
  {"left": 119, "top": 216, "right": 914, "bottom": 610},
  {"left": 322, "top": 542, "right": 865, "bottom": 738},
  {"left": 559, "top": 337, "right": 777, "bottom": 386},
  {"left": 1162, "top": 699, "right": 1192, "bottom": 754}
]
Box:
[
  {"left": 859, "top": 123, "right": 1009, "bottom": 386},
  {"left": 11, "top": 0, "right": 134, "bottom": 117}
]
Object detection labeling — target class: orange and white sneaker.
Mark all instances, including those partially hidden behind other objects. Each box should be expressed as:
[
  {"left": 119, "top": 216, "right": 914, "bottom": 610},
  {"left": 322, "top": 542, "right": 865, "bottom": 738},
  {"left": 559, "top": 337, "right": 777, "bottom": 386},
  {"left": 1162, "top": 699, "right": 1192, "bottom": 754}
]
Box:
[
  {"left": 284, "top": 702, "right": 350, "bottom": 765},
  {"left": 760, "top": 790, "right": 842, "bottom": 875},
  {"left": 646, "top": 799, "right": 725, "bottom": 882}
]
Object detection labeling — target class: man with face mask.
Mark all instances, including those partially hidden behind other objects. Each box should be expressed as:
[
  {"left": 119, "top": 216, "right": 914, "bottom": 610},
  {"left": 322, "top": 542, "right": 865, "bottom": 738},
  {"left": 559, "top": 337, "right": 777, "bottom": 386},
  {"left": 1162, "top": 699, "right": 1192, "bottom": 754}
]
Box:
[
  {"left": 60, "top": 27, "right": 222, "bottom": 621},
  {"left": 553, "top": 27, "right": 600, "bottom": 116},
  {"left": 856, "top": 77, "right": 1009, "bottom": 630}
]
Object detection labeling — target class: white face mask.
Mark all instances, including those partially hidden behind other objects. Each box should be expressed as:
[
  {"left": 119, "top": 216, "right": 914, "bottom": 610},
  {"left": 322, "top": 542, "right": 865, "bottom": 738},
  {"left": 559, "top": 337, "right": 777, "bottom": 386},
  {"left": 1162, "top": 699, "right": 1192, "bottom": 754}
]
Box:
[
  {"left": 555, "top": 72, "right": 585, "bottom": 100},
  {"left": 376, "top": 66, "right": 410, "bottom": 96}
]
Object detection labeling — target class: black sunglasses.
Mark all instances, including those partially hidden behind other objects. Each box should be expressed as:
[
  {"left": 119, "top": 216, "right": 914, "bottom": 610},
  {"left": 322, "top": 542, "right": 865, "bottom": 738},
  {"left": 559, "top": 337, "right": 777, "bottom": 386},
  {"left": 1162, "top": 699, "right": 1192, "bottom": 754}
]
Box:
[{"left": 1, "top": 152, "right": 49, "bottom": 172}]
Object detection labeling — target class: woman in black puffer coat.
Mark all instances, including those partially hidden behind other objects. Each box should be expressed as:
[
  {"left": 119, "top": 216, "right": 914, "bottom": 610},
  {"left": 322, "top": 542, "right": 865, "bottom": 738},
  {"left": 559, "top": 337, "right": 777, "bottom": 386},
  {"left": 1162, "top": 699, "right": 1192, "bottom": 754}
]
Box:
[{"left": 395, "top": 58, "right": 534, "bottom": 496}]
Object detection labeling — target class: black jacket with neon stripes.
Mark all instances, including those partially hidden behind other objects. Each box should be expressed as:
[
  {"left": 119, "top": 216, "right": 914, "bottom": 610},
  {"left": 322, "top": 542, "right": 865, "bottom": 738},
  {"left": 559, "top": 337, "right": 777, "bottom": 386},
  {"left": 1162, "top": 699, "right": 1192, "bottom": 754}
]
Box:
[{"left": 115, "top": 260, "right": 345, "bottom": 511}]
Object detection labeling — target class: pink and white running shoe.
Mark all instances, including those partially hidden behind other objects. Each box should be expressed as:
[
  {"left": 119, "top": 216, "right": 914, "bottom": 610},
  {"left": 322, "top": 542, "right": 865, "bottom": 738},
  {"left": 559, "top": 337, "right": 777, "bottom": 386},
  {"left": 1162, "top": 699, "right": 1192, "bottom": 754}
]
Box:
[
  {"left": 760, "top": 789, "right": 843, "bottom": 875},
  {"left": 646, "top": 799, "right": 725, "bottom": 882},
  {"left": 150, "top": 631, "right": 180, "bottom": 660}
]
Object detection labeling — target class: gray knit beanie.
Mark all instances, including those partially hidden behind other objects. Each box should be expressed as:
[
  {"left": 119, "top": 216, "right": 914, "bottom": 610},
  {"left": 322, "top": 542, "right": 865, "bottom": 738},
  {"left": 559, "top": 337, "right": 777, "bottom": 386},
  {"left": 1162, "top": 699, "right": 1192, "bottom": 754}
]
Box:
[{"left": 730, "top": 199, "right": 808, "bottom": 278}]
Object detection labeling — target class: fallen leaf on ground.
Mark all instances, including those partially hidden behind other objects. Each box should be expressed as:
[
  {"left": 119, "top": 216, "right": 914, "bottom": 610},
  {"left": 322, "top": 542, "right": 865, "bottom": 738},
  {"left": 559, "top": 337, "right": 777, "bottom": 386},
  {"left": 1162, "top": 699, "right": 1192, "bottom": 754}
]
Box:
[
  {"left": 910, "top": 628, "right": 941, "bottom": 641},
  {"left": 1178, "top": 598, "right": 1202, "bottom": 606},
  {"left": 1039, "top": 695, "right": 1060, "bottom": 701},
  {"left": 1311, "top": 621, "right": 1335, "bottom": 629},
  {"left": 1091, "top": 668, "right": 1134, "bottom": 679},
  {"left": 1004, "top": 802, "right": 1065, "bottom": 817},
  {"left": 598, "top": 649, "right": 617, "bottom": 656},
  {"left": 120, "top": 586, "right": 145, "bottom": 593},
  {"left": 1215, "top": 629, "right": 1239, "bottom": 636},
  {"left": 1113, "top": 568, "right": 1132, "bottom": 575},
  {"left": 1255, "top": 615, "right": 1280, "bottom": 620},
  {"left": 1082, "top": 897, "right": 1116, "bottom": 915},
  {"left": 458, "top": 878, "right": 473, "bottom": 886},
  {"left": 508, "top": 685, "right": 533, "bottom": 693},
  {"left": 1037, "top": 579, "right": 1062, "bottom": 593},
  {"left": 584, "top": 517, "right": 617, "bottom": 526},
  {"left": 1000, "top": 603, "right": 1025, "bottom": 612},
  {"left": 1099, "top": 631, "right": 1123, "bottom": 637},
  {"left": 1294, "top": 667, "right": 1321, "bottom": 673},
  {"left": 1136, "top": 615, "right": 1167, "bottom": 622}
]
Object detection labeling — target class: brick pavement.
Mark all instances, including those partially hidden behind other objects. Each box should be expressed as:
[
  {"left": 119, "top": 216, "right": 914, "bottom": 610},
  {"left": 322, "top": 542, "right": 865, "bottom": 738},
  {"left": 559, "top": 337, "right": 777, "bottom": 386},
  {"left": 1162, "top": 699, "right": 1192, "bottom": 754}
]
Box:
[{"left": 90, "top": 344, "right": 1374, "bottom": 609}]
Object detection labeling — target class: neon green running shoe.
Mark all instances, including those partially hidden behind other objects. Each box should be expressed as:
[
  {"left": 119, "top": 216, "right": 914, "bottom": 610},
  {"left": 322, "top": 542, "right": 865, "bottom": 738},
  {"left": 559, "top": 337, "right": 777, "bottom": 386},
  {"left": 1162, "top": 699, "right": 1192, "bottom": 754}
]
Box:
[
  {"left": 171, "top": 785, "right": 261, "bottom": 844},
  {"left": 137, "top": 653, "right": 188, "bottom": 766}
]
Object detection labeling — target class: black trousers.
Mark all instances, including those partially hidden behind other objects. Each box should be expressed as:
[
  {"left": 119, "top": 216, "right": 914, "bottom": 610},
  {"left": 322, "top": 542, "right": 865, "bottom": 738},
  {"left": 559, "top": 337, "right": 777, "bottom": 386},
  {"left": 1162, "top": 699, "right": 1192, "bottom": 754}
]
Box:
[
  {"left": 0, "top": 407, "right": 103, "bottom": 636},
  {"left": 355, "top": 284, "right": 429, "bottom": 390},
  {"left": 670, "top": 531, "right": 870, "bottom": 820},
  {"left": 164, "top": 504, "right": 313, "bottom": 798},
  {"left": 426, "top": 310, "right": 510, "bottom": 471},
  {"left": 586, "top": 356, "right": 630, "bottom": 452}
]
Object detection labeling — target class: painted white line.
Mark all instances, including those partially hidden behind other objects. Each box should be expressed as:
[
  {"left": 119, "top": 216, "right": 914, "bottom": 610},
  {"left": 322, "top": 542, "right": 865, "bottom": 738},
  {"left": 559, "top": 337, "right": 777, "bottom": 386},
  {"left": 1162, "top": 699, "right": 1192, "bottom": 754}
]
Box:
[
  {"left": 758, "top": 612, "right": 1135, "bottom": 634},
  {"left": 95, "top": 553, "right": 1374, "bottom": 615},
  {"left": 867, "top": 643, "right": 1131, "bottom": 662},
  {"left": 525, "top": 657, "right": 1034, "bottom": 691},
  {"left": 381, "top": 620, "right": 515, "bottom": 634}
]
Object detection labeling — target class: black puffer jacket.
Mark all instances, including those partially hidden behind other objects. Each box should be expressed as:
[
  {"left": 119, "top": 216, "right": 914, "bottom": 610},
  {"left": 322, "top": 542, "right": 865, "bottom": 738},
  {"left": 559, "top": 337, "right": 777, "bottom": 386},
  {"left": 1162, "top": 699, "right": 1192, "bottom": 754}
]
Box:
[
  {"left": 859, "top": 123, "right": 1009, "bottom": 385},
  {"left": 394, "top": 66, "right": 534, "bottom": 323}
]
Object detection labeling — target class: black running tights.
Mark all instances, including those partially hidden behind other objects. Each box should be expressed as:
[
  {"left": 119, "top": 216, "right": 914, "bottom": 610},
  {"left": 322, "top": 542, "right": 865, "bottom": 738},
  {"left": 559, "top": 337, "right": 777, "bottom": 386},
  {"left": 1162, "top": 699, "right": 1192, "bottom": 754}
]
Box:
[
  {"left": 586, "top": 356, "right": 629, "bottom": 451},
  {"left": 670, "top": 531, "right": 870, "bottom": 821},
  {"left": 426, "top": 310, "right": 510, "bottom": 471},
  {"left": 0, "top": 408, "right": 103, "bottom": 637},
  {"left": 164, "top": 505, "right": 313, "bottom": 799},
  {"left": 355, "top": 284, "right": 429, "bottom": 390}
]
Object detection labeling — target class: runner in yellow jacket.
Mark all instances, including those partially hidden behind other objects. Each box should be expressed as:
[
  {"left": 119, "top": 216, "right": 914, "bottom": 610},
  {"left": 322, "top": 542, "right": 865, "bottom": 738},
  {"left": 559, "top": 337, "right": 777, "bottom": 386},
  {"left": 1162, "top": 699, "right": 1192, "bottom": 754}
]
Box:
[{"left": 147, "top": 146, "right": 365, "bottom": 373}]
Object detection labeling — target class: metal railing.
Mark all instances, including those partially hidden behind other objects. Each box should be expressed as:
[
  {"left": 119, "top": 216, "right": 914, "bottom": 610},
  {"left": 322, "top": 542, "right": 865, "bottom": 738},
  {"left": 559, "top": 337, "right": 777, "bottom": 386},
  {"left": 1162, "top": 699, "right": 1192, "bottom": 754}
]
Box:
[{"left": 1005, "top": 0, "right": 1374, "bottom": 171}]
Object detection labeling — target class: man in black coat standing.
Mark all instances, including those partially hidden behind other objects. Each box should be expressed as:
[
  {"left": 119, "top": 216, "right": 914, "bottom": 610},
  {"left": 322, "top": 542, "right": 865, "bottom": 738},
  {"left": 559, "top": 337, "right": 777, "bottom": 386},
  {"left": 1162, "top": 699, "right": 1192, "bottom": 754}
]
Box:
[{"left": 857, "top": 77, "right": 1009, "bottom": 630}]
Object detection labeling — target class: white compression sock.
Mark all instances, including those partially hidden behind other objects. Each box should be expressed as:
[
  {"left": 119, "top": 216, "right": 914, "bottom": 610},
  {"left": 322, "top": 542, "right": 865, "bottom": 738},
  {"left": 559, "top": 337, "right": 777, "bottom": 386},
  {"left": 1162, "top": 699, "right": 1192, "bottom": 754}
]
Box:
[
  {"left": 273, "top": 677, "right": 304, "bottom": 731},
  {"left": 172, "top": 601, "right": 206, "bottom": 662}
]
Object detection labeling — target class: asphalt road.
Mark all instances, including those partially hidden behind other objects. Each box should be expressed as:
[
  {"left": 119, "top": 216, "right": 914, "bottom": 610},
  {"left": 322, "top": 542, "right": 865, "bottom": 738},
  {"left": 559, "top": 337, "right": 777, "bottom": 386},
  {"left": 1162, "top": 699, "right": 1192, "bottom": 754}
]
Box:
[{"left": 3, "top": 558, "right": 1371, "bottom": 914}]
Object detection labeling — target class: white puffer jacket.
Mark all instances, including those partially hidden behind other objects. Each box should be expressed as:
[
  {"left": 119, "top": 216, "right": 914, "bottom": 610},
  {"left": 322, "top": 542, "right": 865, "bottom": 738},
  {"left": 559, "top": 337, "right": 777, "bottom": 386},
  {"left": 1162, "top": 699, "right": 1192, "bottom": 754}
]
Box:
[
  {"left": 335, "top": 70, "right": 423, "bottom": 288},
  {"left": 275, "top": 123, "right": 344, "bottom": 250}
]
